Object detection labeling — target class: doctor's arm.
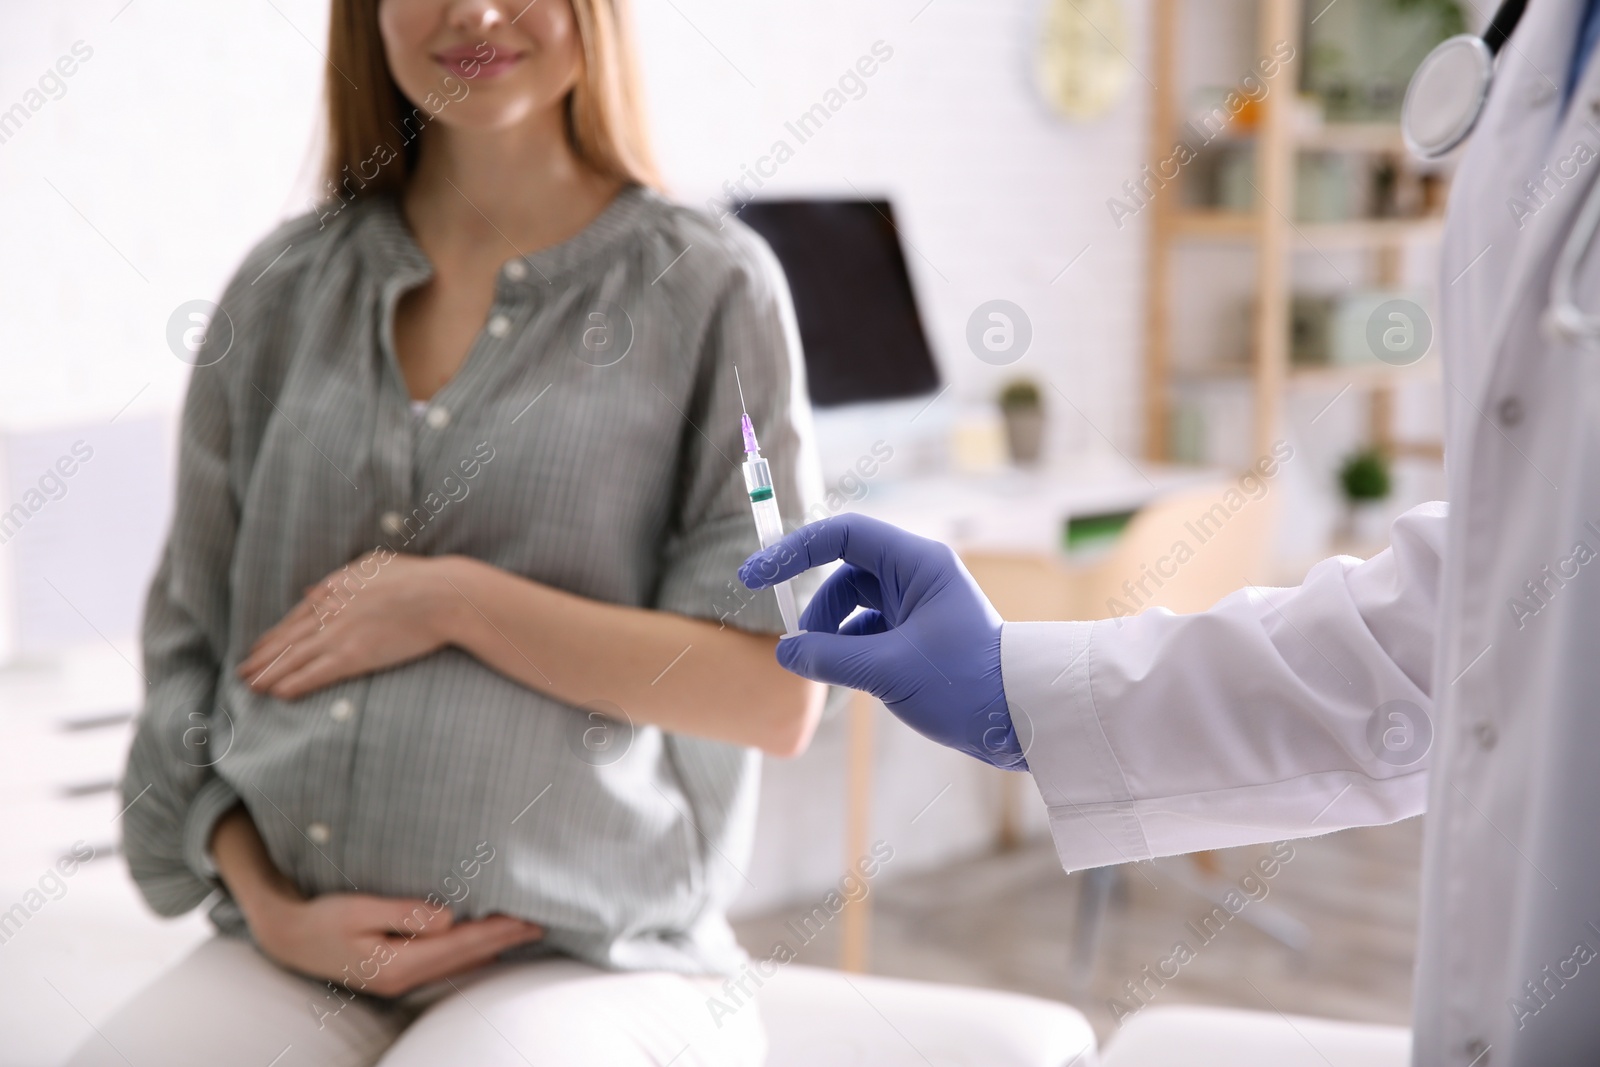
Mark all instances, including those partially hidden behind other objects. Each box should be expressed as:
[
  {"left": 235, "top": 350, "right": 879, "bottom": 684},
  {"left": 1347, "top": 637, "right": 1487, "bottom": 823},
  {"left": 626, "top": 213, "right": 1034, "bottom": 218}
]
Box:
[{"left": 741, "top": 505, "right": 1446, "bottom": 869}]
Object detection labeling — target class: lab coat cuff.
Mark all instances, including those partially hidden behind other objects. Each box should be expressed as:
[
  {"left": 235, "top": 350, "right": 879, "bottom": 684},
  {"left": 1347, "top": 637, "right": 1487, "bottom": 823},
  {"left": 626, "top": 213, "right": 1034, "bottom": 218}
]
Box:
[
  {"left": 1002, "top": 620, "right": 1152, "bottom": 871},
  {"left": 181, "top": 776, "right": 242, "bottom": 887}
]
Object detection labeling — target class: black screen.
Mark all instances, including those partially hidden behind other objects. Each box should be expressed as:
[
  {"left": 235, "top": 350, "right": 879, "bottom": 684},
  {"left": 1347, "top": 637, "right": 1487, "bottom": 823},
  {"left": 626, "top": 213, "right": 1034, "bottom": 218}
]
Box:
[{"left": 737, "top": 200, "right": 941, "bottom": 408}]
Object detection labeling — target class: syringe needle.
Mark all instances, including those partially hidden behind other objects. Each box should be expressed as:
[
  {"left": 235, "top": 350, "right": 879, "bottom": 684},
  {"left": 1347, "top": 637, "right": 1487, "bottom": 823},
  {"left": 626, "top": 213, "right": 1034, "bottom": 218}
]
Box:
[{"left": 734, "top": 365, "right": 748, "bottom": 413}]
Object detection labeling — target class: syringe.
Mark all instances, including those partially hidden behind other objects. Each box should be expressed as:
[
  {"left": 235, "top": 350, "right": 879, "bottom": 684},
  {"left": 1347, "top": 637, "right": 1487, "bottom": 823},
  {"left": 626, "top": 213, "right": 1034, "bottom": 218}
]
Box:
[{"left": 736, "top": 368, "right": 801, "bottom": 636}]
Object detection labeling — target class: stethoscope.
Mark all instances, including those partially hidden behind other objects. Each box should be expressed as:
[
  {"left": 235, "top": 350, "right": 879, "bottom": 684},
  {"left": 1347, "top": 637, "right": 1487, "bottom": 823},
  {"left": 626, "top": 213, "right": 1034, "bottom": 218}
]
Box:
[{"left": 1401, "top": 0, "right": 1600, "bottom": 345}]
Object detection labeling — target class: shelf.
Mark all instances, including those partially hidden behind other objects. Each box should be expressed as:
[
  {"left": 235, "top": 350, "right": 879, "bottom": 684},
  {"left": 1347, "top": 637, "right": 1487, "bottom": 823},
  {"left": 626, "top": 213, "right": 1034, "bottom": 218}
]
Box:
[
  {"left": 1389, "top": 439, "right": 1445, "bottom": 461},
  {"left": 1171, "top": 211, "right": 1446, "bottom": 248},
  {"left": 1299, "top": 216, "right": 1446, "bottom": 248},
  {"left": 1167, "top": 123, "right": 1407, "bottom": 153},
  {"left": 1171, "top": 211, "right": 1257, "bottom": 239},
  {"left": 1174, "top": 360, "right": 1441, "bottom": 390},
  {"left": 1287, "top": 361, "right": 1440, "bottom": 389},
  {"left": 1140, "top": 0, "right": 1454, "bottom": 466},
  {"left": 1295, "top": 123, "right": 1407, "bottom": 153}
]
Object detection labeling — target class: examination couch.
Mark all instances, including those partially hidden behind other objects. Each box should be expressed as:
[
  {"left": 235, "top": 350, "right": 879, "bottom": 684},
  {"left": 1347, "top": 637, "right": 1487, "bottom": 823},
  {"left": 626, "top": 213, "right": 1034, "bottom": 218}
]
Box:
[{"left": 754, "top": 968, "right": 1409, "bottom": 1066}]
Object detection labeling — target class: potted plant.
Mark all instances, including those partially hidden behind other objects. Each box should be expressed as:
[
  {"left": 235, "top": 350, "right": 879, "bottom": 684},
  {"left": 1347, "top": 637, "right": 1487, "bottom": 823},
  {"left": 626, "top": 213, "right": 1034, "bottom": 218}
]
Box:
[
  {"left": 1338, "top": 446, "right": 1392, "bottom": 545},
  {"left": 998, "top": 379, "right": 1045, "bottom": 467}
]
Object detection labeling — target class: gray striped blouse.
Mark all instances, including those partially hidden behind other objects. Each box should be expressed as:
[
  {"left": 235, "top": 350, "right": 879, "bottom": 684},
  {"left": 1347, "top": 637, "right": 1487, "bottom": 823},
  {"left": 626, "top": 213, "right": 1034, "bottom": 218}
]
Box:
[{"left": 121, "top": 185, "right": 820, "bottom": 974}]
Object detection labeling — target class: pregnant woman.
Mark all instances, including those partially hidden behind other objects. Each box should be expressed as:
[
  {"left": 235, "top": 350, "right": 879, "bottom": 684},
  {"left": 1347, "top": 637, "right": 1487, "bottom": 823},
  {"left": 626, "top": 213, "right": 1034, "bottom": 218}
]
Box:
[{"left": 76, "top": 1, "right": 823, "bottom": 1064}]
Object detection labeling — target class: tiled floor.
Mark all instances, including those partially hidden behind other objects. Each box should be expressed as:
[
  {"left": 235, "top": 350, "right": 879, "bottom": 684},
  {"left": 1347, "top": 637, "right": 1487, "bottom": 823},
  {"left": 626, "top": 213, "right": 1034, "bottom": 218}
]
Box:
[{"left": 733, "top": 817, "right": 1424, "bottom": 1044}]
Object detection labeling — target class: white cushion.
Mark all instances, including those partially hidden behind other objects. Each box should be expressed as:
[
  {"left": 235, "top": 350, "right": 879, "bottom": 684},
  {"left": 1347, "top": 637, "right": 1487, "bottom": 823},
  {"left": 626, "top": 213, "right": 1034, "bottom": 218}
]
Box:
[
  {"left": 758, "top": 965, "right": 1096, "bottom": 1067},
  {"left": 1100, "top": 1006, "right": 1410, "bottom": 1067}
]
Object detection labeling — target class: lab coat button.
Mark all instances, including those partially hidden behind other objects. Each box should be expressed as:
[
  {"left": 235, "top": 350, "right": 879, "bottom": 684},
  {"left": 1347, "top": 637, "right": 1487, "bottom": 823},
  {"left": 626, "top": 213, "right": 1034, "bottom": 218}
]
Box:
[
  {"left": 1464, "top": 1037, "right": 1489, "bottom": 1064},
  {"left": 1590, "top": 97, "right": 1600, "bottom": 120},
  {"left": 1496, "top": 396, "right": 1523, "bottom": 427},
  {"left": 307, "top": 821, "right": 331, "bottom": 845},
  {"left": 330, "top": 698, "right": 354, "bottom": 722},
  {"left": 487, "top": 314, "right": 512, "bottom": 338},
  {"left": 503, "top": 260, "right": 528, "bottom": 282},
  {"left": 1473, "top": 722, "right": 1498, "bottom": 750},
  {"left": 425, "top": 405, "right": 451, "bottom": 429},
  {"left": 380, "top": 511, "right": 405, "bottom": 537}
]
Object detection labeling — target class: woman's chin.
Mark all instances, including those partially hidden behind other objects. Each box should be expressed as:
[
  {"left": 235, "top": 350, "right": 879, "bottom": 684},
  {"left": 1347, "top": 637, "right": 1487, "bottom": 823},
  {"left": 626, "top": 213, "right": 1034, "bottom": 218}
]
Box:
[{"left": 425, "top": 99, "right": 554, "bottom": 136}]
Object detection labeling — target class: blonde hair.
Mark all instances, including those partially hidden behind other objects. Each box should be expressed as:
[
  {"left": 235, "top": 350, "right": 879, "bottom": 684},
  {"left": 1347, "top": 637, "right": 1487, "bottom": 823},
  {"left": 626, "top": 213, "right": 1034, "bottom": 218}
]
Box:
[{"left": 320, "top": 0, "right": 660, "bottom": 203}]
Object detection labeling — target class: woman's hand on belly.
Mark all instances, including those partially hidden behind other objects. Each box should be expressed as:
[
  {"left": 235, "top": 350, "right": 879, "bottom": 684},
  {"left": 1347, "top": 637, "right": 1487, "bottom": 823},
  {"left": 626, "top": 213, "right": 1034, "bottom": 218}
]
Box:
[
  {"left": 212, "top": 807, "right": 544, "bottom": 997},
  {"left": 238, "top": 551, "right": 454, "bottom": 700},
  {"left": 252, "top": 889, "right": 545, "bottom": 998}
]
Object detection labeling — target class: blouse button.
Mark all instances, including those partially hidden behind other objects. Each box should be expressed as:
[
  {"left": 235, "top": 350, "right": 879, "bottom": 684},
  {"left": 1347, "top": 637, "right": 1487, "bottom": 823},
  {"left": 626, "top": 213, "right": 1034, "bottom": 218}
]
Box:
[
  {"left": 487, "top": 314, "right": 512, "bottom": 338},
  {"left": 307, "top": 821, "right": 331, "bottom": 845},
  {"left": 380, "top": 511, "right": 405, "bottom": 537},
  {"left": 330, "top": 698, "right": 354, "bottom": 722},
  {"left": 1496, "top": 396, "right": 1523, "bottom": 427},
  {"left": 425, "top": 405, "right": 451, "bottom": 430},
  {"left": 503, "top": 260, "right": 528, "bottom": 282}
]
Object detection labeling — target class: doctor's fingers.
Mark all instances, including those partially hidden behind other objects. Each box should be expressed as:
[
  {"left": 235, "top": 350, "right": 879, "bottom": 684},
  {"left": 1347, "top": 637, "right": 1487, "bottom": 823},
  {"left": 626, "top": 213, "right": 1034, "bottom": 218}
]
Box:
[
  {"left": 773, "top": 627, "right": 898, "bottom": 694},
  {"left": 799, "top": 563, "right": 888, "bottom": 634},
  {"left": 739, "top": 514, "right": 937, "bottom": 590},
  {"left": 838, "top": 610, "right": 889, "bottom": 636}
]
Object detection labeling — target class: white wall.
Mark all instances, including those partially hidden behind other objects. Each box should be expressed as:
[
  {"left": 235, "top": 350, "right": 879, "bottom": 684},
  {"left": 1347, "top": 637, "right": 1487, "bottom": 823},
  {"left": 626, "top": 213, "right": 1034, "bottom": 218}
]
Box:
[
  {"left": 0, "top": 0, "right": 1154, "bottom": 449},
  {"left": 0, "top": 1, "right": 327, "bottom": 430}
]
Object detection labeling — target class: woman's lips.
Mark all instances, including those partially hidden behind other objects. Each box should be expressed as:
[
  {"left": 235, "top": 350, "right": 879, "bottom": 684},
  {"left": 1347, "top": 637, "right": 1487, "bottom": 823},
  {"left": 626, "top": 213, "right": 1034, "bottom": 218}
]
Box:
[{"left": 432, "top": 45, "right": 523, "bottom": 80}]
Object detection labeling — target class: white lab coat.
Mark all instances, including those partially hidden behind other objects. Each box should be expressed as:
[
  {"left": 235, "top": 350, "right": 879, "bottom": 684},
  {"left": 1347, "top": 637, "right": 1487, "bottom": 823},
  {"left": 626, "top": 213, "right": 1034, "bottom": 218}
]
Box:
[{"left": 1004, "top": 3, "right": 1600, "bottom": 1064}]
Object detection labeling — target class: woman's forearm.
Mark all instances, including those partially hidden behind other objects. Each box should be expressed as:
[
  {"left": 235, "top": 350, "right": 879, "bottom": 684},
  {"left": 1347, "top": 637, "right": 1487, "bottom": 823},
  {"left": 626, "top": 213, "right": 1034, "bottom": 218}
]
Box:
[
  {"left": 210, "top": 806, "right": 301, "bottom": 922},
  {"left": 433, "top": 555, "right": 825, "bottom": 756}
]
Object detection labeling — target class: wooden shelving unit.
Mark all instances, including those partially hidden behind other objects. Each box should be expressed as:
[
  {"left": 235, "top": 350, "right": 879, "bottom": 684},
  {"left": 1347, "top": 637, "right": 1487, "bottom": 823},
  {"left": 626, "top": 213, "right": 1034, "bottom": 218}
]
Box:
[
  {"left": 1170, "top": 212, "right": 1446, "bottom": 248},
  {"left": 1175, "top": 359, "right": 1440, "bottom": 390},
  {"left": 1142, "top": 0, "right": 1449, "bottom": 466}
]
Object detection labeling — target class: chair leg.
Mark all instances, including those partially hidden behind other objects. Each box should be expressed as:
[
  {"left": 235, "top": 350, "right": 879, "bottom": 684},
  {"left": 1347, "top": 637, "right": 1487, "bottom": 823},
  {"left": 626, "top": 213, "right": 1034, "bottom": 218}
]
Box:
[
  {"left": 1068, "top": 865, "right": 1121, "bottom": 994},
  {"left": 840, "top": 690, "right": 875, "bottom": 973},
  {"left": 1165, "top": 860, "right": 1311, "bottom": 953}
]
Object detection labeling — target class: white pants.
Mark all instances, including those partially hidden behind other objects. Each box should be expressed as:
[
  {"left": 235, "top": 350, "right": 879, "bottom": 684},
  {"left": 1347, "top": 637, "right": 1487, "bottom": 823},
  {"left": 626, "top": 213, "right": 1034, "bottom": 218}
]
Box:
[{"left": 64, "top": 936, "right": 767, "bottom": 1067}]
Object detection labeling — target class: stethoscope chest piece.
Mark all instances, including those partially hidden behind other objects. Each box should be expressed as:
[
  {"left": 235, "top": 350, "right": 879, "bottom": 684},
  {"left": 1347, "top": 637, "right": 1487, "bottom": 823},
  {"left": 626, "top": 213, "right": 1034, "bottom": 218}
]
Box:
[
  {"left": 1402, "top": 34, "right": 1495, "bottom": 160},
  {"left": 1395, "top": 0, "right": 1600, "bottom": 346}
]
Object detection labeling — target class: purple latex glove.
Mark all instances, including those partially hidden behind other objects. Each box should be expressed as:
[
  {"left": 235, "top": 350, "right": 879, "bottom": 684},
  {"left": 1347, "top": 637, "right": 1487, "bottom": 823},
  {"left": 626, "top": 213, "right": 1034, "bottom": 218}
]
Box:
[{"left": 739, "top": 514, "right": 1027, "bottom": 770}]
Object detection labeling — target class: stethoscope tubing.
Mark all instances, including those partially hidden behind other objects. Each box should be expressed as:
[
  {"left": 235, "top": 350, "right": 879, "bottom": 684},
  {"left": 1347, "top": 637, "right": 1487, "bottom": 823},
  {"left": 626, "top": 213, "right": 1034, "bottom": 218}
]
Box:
[
  {"left": 1483, "top": 0, "right": 1529, "bottom": 55},
  {"left": 1546, "top": 158, "right": 1600, "bottom": 345}
]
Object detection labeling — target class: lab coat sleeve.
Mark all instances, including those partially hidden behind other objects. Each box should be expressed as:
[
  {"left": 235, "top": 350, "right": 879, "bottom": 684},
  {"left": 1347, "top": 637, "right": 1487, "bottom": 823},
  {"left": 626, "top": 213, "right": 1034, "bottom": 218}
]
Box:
[{"left": 1006, "top": 501, "right": 1445, "bottom": 871}]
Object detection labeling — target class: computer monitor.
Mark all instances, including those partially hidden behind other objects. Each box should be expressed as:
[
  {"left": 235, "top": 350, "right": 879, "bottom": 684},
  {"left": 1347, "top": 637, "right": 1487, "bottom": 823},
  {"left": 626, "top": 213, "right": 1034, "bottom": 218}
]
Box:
[{"left": 736, "top": 199, "right": 941, "bottom": 409}]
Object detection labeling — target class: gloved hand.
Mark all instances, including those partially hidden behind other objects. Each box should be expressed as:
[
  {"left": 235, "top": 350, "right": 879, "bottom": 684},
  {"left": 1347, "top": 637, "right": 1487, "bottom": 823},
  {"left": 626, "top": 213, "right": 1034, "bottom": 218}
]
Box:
[{"left": 739, "top": 514, "right": 1027, "bottom": 770}]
